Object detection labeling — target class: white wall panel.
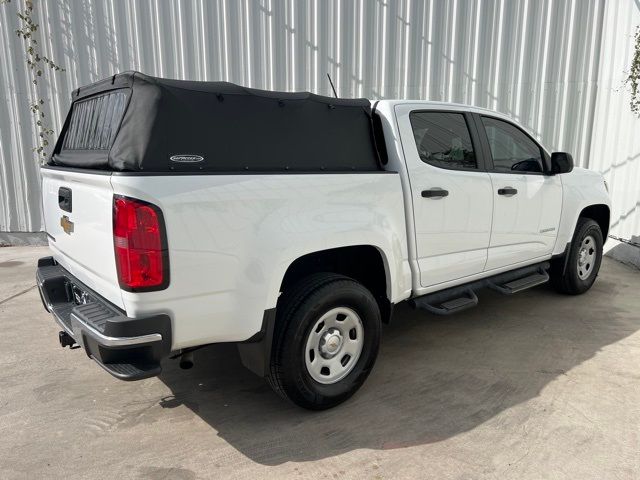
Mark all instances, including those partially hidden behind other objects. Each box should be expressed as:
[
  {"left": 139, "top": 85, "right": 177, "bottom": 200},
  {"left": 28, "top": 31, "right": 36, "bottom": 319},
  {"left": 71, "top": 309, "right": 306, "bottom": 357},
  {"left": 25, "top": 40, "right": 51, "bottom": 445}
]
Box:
[{"left": 0, "top": 0, "right": 638, "bottom": 242}]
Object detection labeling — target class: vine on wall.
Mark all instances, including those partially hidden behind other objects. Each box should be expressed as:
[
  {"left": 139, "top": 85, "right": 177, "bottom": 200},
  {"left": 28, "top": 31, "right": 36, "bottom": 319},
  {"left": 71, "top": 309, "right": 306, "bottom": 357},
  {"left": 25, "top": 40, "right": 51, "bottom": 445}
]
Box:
[
  {"left": 2, "top": 0, "right": 65, "bottom": 159},
  {"left": 628, "top": 27, "right": 640, "bottom": 117}
]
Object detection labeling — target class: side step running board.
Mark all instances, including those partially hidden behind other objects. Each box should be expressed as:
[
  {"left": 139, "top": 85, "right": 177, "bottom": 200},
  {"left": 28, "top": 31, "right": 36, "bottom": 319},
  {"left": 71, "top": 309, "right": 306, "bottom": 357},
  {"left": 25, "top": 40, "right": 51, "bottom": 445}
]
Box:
[
  {"left": 412, "top": 289, "right": 478, "bottom": 315},
  {"left": 487, "top": 269, "right": 549, "bottom": 295},
  {"left": 411, "top": 262, "right": 550, "bottom": 316}
]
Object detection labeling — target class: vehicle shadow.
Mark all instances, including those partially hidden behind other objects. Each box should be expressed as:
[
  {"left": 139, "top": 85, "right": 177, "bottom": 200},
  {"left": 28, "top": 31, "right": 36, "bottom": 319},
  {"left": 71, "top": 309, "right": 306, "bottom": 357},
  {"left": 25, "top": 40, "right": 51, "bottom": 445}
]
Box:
[{"left": 157, "top": 262, "right": 638, "bottom": 466}]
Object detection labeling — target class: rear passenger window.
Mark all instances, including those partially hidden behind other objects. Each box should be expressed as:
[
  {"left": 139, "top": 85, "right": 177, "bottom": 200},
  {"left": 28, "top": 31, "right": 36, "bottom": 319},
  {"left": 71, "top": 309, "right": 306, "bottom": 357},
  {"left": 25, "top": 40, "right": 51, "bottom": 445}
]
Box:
[
  {"left": 409, "top": 112, "right": 477, "bottom": 170},
  {"left": 481, "top": 117, "right": 544, "bottom": 173}
]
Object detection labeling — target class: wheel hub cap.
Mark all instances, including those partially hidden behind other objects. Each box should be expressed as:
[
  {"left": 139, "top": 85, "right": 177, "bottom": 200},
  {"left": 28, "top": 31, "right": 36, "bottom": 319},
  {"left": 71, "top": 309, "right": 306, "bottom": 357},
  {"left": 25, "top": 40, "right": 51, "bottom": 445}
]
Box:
[
  {"left": 304, "top": 307, "right": 364, "bottom": 385},
  {"left": 577, "top": 234, "right": 596, "bottom": 280},
  {"left": 579, "top": 249, "right": 587, "bottom": 265},
  {"left": 319, "top": 329, "right": 343, "bottom": 358}
]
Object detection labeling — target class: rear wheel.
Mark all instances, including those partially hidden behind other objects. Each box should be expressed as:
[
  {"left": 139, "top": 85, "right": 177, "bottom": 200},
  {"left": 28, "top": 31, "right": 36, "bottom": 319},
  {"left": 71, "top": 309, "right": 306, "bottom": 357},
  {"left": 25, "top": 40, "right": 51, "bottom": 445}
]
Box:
[
  {"left": 551, "top": 217, "right": 603, "bottom": 295},
  {"left": 266, "top": 273, "right": 381, "bottom": 410}
]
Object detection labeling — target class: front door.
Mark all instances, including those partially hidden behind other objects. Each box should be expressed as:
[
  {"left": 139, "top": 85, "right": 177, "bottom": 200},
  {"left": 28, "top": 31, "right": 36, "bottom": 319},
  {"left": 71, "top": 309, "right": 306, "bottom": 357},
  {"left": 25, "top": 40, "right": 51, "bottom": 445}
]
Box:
[
  {"left": 475, "top": 115, "right": 563, "bottom": 270},
  {"left": 396, "top": 105, "right": 493, "bottom": 288}
]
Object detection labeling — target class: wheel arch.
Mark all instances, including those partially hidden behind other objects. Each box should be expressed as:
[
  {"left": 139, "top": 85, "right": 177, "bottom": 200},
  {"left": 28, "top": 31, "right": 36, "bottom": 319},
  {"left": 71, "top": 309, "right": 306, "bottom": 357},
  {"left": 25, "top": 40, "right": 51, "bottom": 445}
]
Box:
[
  {"left": 552, "top": 203, "right": 610, "bottom": 283},
  {"left": 278, "top": 245, "right": 393, "bottom": 324},
  {"left": 579, "top": 204, "right": 610, "bottom": 241}
]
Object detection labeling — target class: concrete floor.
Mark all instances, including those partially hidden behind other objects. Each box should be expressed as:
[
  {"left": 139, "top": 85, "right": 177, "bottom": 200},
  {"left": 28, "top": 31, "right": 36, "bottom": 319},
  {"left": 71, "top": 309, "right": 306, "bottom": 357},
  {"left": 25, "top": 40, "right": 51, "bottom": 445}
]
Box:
[{"left": 0, "top": 246, "right": 639, "bottom": 480}]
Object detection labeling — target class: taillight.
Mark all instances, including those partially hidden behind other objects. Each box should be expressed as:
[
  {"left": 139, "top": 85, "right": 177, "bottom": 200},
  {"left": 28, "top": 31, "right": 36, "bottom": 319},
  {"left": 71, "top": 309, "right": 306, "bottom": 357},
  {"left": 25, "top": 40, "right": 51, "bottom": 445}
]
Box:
[{"left": 113, "top": 195, "right": 169, "bottom": 291}]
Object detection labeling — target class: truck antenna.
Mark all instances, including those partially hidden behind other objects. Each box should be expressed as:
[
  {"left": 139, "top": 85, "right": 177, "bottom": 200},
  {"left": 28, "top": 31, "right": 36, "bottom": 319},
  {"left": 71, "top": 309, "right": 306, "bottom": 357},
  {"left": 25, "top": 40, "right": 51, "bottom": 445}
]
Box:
[{"left": 327, "top": 73, "right": 338, "bottom": 98}]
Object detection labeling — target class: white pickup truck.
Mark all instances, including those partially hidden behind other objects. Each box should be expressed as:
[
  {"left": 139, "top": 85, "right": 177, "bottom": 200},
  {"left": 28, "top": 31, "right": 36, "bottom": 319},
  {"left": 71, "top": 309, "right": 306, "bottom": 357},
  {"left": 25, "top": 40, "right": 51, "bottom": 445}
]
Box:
[{"left": 37, "top": 72, "right": 610, "bottom": 410}]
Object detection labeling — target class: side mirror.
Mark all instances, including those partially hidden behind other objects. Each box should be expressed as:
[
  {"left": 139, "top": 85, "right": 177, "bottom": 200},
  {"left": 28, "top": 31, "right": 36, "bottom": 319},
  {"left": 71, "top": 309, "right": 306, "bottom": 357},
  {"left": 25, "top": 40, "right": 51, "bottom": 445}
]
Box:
[{"left": 550, "top": 152, "right": 574, "bottom": 174}]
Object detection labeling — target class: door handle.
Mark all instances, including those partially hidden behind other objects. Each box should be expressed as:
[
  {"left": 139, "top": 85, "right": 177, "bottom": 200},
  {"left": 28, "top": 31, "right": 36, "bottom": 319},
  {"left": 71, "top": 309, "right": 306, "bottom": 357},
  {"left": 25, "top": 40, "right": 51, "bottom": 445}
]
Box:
[
  {"left": 422, "top": 188, "right": 449, "bottom": 199},
  {"left": 498, "top": 187, "right": 518, "bottom": 196}
]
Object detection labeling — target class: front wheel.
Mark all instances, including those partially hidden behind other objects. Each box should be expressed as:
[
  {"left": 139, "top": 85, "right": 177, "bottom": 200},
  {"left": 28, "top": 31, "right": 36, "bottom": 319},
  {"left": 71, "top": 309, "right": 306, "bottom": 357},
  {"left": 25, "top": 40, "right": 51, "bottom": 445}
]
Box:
[
  {"left": 266, "top": 273, "right": 381, "bottom": 410},
  {"left": 551, "top": 217, "right": 603, "bottom": 295}
]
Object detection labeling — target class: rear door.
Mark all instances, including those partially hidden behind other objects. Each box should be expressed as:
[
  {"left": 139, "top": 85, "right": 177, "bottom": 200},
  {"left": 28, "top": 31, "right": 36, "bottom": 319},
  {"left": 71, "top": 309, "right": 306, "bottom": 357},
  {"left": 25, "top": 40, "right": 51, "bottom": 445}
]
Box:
[
  {"left": 41, "top": 167, "right": 123, "bottom": 308},
  {"left": 473, "top": 114, "right": 562, "bottom": 270},
  {"left": 396, "top": 105, "right": 493, "bottom": 288}
]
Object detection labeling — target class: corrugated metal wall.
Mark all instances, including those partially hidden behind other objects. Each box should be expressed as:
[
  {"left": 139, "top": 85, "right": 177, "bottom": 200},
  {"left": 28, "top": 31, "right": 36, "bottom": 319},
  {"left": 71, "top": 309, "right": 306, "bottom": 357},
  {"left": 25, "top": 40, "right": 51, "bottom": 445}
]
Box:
[
  {"left": 589, "top": 1, "right": 640, "bottom": 256},
  {"left": 0, "top": 0, "right": 638, "bottom": 242}
]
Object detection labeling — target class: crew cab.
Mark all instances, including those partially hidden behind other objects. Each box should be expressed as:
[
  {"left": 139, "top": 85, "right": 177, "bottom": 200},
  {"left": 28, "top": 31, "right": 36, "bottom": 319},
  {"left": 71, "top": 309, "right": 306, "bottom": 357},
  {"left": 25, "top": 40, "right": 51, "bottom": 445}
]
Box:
[{"left": 37, "top": 72, "right": 610, "bottom": 410}]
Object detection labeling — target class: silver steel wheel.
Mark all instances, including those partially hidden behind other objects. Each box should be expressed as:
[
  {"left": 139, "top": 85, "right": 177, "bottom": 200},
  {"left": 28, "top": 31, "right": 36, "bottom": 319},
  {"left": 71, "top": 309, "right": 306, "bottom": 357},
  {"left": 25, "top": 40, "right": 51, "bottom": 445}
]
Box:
[
  {"left": 577, "top": 234, "right": 597, "bottom": 280},
  {"left": 304, "top": 307, "right": 364, "bottom": 384}
]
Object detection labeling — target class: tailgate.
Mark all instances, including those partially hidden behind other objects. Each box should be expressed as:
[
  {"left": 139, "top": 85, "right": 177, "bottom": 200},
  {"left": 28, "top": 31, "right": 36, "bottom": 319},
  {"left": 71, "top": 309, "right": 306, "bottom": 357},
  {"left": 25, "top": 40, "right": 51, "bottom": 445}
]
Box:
[{"left": 41, "top": 167, "right": 124, "bottom": 309}]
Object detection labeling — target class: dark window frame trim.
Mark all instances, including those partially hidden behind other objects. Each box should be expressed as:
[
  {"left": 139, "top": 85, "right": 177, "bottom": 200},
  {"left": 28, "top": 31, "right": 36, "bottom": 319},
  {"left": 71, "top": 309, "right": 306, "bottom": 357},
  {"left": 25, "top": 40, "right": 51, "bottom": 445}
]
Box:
[
  {"left": 473, "top": 113, "right": 551, "bottom": 176},
  {"left": 408, "top": 109, "right": 488, "bottom": 172}
]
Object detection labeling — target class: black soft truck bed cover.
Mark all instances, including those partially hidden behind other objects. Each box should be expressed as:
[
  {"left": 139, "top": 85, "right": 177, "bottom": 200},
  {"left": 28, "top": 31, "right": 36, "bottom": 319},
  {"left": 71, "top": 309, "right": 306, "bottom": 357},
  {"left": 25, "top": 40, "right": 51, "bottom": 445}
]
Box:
[{"left": 49, "top": 71, "right": 382, "bottom": 173}]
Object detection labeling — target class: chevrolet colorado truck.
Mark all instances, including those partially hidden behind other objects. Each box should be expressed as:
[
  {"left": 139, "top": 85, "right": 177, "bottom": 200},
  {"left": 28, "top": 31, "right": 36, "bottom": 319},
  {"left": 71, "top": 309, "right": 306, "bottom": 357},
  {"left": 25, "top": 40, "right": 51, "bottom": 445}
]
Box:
[{"left": 37, "top": 72, "right": 610, "bottom": 410}]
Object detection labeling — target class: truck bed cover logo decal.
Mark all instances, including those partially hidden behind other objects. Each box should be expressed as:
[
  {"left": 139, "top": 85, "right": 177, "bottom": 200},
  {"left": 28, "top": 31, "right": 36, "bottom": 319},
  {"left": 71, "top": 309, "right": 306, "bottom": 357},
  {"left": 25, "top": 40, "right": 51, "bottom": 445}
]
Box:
[
  {"left": 170, "top": 154, "right": 204, "bottom": 163},
  {"left": 60, "top": 215, "right": 74, "bottom": 235}
]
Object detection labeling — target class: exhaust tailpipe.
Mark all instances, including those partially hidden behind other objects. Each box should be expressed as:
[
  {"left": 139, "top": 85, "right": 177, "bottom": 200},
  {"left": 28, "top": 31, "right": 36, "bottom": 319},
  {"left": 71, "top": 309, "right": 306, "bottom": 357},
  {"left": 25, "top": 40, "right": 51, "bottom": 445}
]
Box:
[{"left": 179, "top": 350, "right": 194, "bottom": 369}]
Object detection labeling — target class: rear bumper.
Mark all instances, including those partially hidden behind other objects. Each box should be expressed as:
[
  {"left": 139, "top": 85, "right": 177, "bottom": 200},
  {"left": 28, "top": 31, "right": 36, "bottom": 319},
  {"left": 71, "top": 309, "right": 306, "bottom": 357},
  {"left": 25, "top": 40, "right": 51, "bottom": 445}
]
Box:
[{"left": 36, "top": 256, "right": 172, "bottom": 380}]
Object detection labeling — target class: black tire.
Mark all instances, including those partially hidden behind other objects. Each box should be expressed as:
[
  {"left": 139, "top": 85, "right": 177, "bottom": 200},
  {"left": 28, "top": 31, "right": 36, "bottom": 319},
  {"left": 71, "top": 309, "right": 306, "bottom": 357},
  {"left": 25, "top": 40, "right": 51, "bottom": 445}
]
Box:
[
  {"left": 551, "top": 217, "right": 603, "bottom": 295},
  {"left": 266, "top": 273, "right": 381, "bottom": 410}
]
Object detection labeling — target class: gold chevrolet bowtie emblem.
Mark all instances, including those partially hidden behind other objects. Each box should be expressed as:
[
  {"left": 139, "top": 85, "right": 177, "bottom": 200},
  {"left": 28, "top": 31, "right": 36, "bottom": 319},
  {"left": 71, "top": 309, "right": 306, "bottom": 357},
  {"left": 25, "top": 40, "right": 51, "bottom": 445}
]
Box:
[{"left": 60, "top": 215, "right": 74, "bottom": 235}]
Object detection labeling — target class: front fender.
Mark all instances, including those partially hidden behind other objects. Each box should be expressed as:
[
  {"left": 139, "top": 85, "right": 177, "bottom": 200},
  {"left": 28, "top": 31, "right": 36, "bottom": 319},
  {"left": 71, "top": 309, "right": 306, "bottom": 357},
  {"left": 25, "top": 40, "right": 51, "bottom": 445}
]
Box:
[{"left": 554, "top": 168, "right": 611, "bottom": 254}]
